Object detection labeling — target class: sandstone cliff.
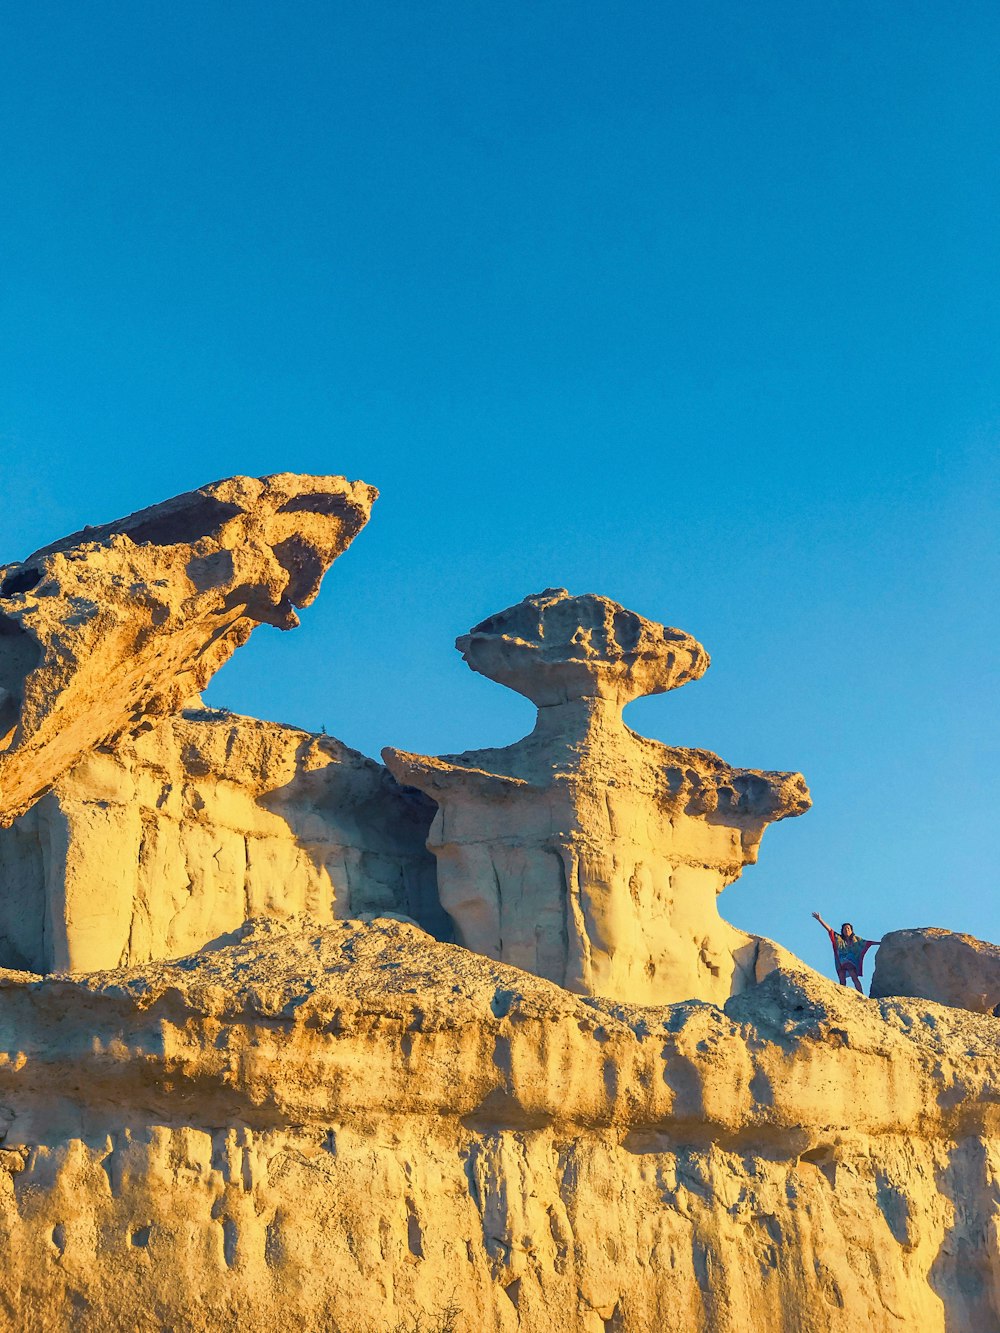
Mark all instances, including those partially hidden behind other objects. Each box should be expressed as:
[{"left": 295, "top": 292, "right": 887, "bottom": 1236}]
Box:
[
  {"left": 0, "top": 705, "right": 441, "bottom": 973},
  {"left": 0, "top": 917, "right": 997, "bottom": 1332},
  {"left": 0, "top": 475, "right": 447, "bottom": 975}
]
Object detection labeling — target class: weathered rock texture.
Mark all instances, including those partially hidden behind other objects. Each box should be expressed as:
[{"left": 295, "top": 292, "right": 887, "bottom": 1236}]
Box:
[
  {"left": 5, "top": 479, "right": 975, "bottom": 1333},
  {"left": 385, "top": 589, "right": 810, "bottom": 1007},
  {"left": 0, "top": 473, "right": 376, "bottom": 825},
  {"left": 0, "top": 706, "right": 440, "bottom": 973},
  {"left": 0, "top": 917, "right": 998, "bottom": 1333},
  {"left": 872, "top": 927, "right": 1000, "bottom": 1015}
]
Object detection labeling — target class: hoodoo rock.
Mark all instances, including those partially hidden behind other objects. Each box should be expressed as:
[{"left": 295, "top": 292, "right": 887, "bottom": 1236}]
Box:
[
  {"left": 385, "top": 588, "right": 810, "bottom": 1006},
  {"left": 871, "top": 927, "right": 1000, "bottom": 1014},
  {"left": 0, "top": 474, "right": 376, "bottom": 826}
]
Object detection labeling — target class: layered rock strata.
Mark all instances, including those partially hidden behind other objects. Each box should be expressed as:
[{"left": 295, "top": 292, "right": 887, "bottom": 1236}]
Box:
[
  {"left": 871, "top": 927, "right": 1000, "bottom": 1015},
  {"left": 385, "top": 589, "right": 810, "bottom": 1007},
  {"left": 0, "top": 473, "right": 376, "bottom": 825},
  {"left": 0, "top": 917, "right": 997, "bottom": 1333},
  {"left": 0, "top": 706, "right": 440, "bottom": 973}
]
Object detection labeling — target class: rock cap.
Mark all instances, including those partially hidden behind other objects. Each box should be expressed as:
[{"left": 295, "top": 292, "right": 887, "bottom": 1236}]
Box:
[{"left": 456, "top": 587, "right": 710, "bottom": 707}]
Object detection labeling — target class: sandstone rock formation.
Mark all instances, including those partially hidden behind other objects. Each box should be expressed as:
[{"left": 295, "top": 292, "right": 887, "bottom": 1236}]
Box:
[
  {"left": 0, "top": 916, "right": 998, "bottom": 1332},
  {"left": 0, "top": 705, "right": 440, "bottom": 973},
  {"left": 0, "top": 473, "right": 376, "bottom": 825},
  {"left": 871, "top": 927, "right": 1000, "bottom": 1014},
  {"left": 4, "top": 476, "right": 992, "bottom": 1333},
  {"left": 385, "top": 589, "right": 810, "bottom": 1007}
]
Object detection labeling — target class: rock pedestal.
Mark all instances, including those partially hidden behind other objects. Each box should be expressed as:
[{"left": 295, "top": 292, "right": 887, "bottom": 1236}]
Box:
[{"left": 385, "top": 588, "right": 810, "bottom": 1005}]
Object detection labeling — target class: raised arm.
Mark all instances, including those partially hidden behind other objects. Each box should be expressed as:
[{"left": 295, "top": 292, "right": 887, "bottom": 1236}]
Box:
[{"left": 812, "top": 911, "right": 833, "bottom": 934}]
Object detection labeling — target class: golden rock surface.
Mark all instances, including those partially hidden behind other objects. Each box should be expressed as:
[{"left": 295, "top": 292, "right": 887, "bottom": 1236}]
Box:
[
  {"left": 0, "top": 493, "right": 993, "bottom": 1332},
  {"left": 0, "top": 474, "right": 376, "bottom": 825},
  {"left": 0, "top": 707, "right": 439, "bottom": 973},
  {"left": 0, "top": 917, "right": 996, "bottom": 1332},
  {"left": 872, "top": 926, "right": 1000, "bottom": 1013}
]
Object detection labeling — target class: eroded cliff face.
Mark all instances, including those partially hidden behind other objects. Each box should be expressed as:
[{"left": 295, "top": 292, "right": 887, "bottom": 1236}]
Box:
[
  {"left": 0, "top": 918, "right": 998, "bottom": 1333},
  {"left": 0, "top": 707, "right": 440, "bottom": 973}
]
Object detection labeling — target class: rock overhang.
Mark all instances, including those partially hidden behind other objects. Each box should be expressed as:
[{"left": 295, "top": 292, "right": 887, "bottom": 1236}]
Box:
[{"left": 0, "top": 473, "right": 377, "bottom": 825}]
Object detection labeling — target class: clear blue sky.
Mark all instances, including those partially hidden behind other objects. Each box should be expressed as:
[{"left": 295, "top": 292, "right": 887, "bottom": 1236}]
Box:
[{"left": 2, "top": 3, "right": 998, "bottom": 979}]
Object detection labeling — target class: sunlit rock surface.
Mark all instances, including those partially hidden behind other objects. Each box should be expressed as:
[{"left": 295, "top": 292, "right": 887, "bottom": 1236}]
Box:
[
  {"left": 0, "top": 474, "right": 376, "bottom": 825},
  {"left": 0, "top": 707, "right": 440, "bottom": 973},
  {"left": 0, "top": 917, "right": 997, "bottom": 1332},
  {"left": 871, "top": 927, "right": 1000, "bottom": 1015},
  {"left": 385, "top": 589, "right": 810, "bottom": 1006},
  {"left": 1, "top": 486, "right": 993, "bottom": 1333}
]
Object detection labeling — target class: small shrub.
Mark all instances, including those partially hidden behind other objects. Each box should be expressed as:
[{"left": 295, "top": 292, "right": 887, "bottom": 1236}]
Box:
[{"left": 360, "top": 1294, "right": 463, "bottom": 1333}]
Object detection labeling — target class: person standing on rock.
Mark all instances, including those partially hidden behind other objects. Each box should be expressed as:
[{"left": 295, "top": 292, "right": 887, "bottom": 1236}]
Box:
[{"left": 812, "top": 913, "right": 881, "bottom": 993}]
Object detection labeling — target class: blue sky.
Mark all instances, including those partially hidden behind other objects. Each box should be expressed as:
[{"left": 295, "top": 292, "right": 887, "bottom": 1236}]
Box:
[{"left": 2, "top": 3, "right": 998, "bottom": 978}]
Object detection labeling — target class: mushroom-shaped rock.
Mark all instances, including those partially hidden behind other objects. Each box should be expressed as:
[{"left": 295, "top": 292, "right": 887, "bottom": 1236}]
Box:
[
  {"left": 0, "top": 473, "right": 376, "bottom": 825},
  {"left": 385, "top": 589, "right": 810, "bottom": 1006}
]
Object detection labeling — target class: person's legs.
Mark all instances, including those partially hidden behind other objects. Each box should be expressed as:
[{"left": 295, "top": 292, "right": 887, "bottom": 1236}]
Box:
[{"left": 844, "top": 966, "right": 862, "bottom": 993}]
